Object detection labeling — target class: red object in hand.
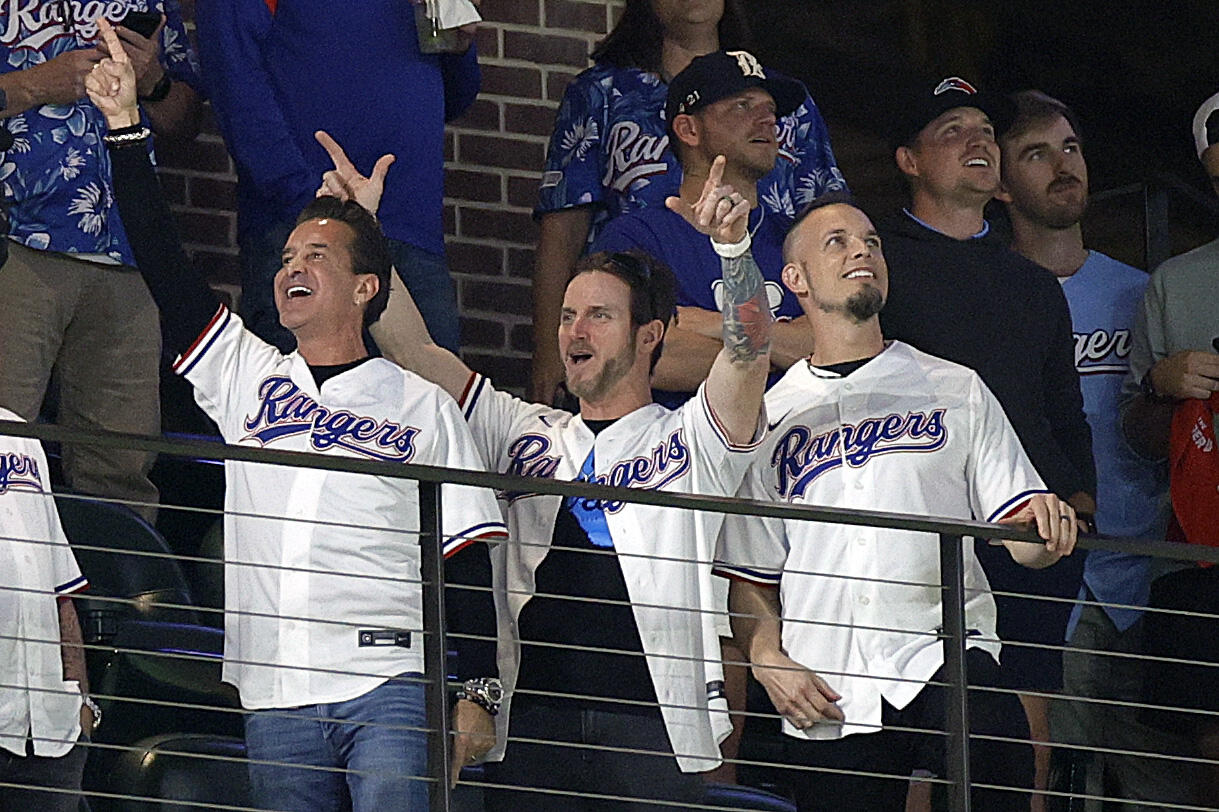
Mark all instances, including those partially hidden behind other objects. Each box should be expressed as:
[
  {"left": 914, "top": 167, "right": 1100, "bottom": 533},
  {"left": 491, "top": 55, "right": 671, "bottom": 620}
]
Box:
[{"left": 1170, "top": 392, "right": 1219, "bottom": 548}]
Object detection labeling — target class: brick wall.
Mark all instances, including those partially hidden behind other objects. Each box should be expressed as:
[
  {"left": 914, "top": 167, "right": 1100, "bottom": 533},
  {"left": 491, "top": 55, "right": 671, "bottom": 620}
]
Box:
[{"left": 157, "top": 0, "right": 622, "bottom": 393}]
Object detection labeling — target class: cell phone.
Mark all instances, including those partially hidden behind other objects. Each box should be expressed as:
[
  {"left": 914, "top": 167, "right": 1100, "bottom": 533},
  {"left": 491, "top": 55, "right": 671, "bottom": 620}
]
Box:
[{"left": 119, "top": 10, "right": 161, "bottom": 39}]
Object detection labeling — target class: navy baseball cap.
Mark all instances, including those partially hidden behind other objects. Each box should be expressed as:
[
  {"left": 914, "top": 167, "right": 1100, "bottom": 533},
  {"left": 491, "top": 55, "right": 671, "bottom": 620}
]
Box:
[
  {"left": 665, "top": 50, "right": 806, "bottom": 127},
  {"left": 888, "top": 76, "right": 1014, "bottom": 150}
]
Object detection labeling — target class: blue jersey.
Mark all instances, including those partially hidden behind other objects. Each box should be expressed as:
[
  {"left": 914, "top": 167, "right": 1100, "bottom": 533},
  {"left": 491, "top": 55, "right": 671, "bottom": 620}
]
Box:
[
  {"left": 592, "top": 204, "right": 796, "bottom": 406},
  {"left": 1063, "top": 251, "right": 1168, "bottom": 631},
  {"left": 0, "top": 2, "right": 201, "bottom": 265},
  {"left": 538, "top": 62, "right": 846, "bottom": 242}
]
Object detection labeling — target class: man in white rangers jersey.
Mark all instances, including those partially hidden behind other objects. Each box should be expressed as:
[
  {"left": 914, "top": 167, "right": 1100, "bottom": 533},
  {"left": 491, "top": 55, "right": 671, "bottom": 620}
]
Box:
[
  {"left": 86, "top": 27, "right": 506, "bottom": 812},
  {"left": 714, "top": 194, "right": 1079, "bottom": 811},
  {"left": 0, "top": 407, "right": 92, "bottom": 811},
  {"left": 354, "top": 154, "right": 774, "bottom": 806}
]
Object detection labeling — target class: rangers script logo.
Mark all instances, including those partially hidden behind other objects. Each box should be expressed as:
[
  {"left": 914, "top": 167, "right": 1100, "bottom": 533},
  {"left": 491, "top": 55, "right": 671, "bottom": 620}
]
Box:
[
  {"left": 773, "top": 410, "right": 948, "bottom": 500},
  {"left": 1, "top": 0, "right": 134, "bottom": 50},
  {"left": 0, "top": 452, "right": 43, "bottom": 495},
  {"left": 603, "top": 120, "right": 668, "bottom": 193},
  {"left": 241, "top": 376, "right": 420, "bottom": 463},
  {"left": 1073, "top": 328, "right": 1131, "bottom": 376}
]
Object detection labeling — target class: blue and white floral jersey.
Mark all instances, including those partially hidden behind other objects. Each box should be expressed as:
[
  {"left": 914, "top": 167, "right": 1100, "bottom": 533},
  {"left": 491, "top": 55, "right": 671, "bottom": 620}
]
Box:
[
  {"left": 537, "top": 62, "right": 846, "bottom": 241},
  {"left": 0, "top": 1, "right": 201, "bottom": 265}
]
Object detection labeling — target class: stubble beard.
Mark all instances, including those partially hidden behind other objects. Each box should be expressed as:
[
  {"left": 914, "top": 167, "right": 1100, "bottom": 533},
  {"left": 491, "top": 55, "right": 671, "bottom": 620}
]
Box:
[{"left": 566, "top": 336, "right": 638, "bottom": 403}]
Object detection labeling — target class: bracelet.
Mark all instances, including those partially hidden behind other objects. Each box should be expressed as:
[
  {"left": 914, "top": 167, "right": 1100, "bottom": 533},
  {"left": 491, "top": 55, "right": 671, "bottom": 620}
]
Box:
[
  {"left": 711, "top": 232, "right": 752, "bottom": 258},
  {"left": 455, "top": 677, "right": 503, "bottom": 716},
  {"left": 103, "top": 125, "right": 151, "bottom": 148},
  {"left": 139, "top": 73, "right": 172, "bottom": 103},
  {"left": 82, "top": 695, "right": 102, "bottom": 732}
]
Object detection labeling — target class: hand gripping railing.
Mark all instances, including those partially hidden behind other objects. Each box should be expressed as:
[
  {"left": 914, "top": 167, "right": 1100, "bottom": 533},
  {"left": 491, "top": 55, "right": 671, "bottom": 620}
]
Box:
[{"left": 5, "top": 419, "right": 1218, "bottom": 812}]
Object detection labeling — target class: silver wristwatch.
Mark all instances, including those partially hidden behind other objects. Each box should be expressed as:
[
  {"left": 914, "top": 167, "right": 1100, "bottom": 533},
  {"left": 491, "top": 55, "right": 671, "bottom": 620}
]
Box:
[
  {"left": 82, "top": 695, "right": 102, "bottom": 732},
  {"left": 456, "top": 677, "right": 503, "bottom": 716}
]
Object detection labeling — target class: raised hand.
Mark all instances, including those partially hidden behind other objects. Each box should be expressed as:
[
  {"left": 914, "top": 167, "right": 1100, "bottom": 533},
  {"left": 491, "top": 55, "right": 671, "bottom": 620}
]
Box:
[
  {"left": 97, "top": 16, "right": 168, "bottom": 98},
  {"left": 314, "top": 130, "right": 396, "bottom": 215},
  {"left": 83, "top": 18, "right": 139, "bottom": 129},
  {"left": 665, "top": 155, "right": 750, "bottom": 246}
]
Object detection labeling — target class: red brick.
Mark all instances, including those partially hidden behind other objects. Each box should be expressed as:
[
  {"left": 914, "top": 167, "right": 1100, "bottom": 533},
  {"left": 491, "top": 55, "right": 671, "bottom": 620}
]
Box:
[
  {"left": 155, "top": 171, "right": 187, "bottom": 206},
  {"left": 459, "top": 134, "right": 545, "bottom": 171},
  {"left": 446, "top": 169, "right": 502, "bottom": 204},
  {"left": 461, "top": 279, "right": 533, "bottom": 315},
  {"left": 504, "top": 102, "right": 558, "bottom": 137},
  {"left": 157, "top": 138, "right": 232, "bottom": 174},
  {"left": 464, "top": 352, "right": 530, "bottom": 391},
  {"left": 507, "top": 247, "right": 535, "bottom": 279},
  {"left": 479, "top": 0, "right": 540, "bottom": 25},
  {"left": 175, "top": 210, "right": 233, "bottom": 247},
  {"left": 546, "top": 70, "right": 579, "bottom": 102},
  {"left": 447, "top": 241, "right": 505, "bottom": 276},
  {"left": 507, "top": 174, "right": 542, "bottom": 209},
  {"left": 190, "top": 249, "right": 241, "bottom": 287},
  {"left": 504, "top": 30, "right": 589, "bottom": 67},
  {"left": 189, "top": 177, "right": 238, "bottom": 210},
  {"left": 444, "top": 131, "right": 455, "bottom": 162},
  {"left": 510, "top": 323, "right": 535, "bottom": 354},
  {"left": 461, "top": 316, "right": 507, "bottom": 349},
  {"left": 460, "top": 207, "right": 538, "bottom": 243},
  {"left": 480, "top": 64, "right": 543, "bottom": 98},
  {"left": 545, "top": 0, "right": 607, "bottom": 32},
  {"left": 451, "top": 98, "right": 500, "bottom": 132},
  {"left": 474, "top": 25, "right": 499, "bottom": 59},
  {"left": 443, "top": 204, "right": 457, "bottom": 237}
]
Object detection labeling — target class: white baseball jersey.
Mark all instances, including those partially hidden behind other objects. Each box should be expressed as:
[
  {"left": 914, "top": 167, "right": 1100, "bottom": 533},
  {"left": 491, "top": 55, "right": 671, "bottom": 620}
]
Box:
[
  {"left": 175, "top": 307, "right": 507, "bottom": 710},
  {"left": 714, "top": 342, "right": 1047, "bottom": 740},
  {"left": 457, "top": 372, "right": 761, "bottom": 772},
  {"left": 0, "top": 407, "right": 88, "bottom": 758}
]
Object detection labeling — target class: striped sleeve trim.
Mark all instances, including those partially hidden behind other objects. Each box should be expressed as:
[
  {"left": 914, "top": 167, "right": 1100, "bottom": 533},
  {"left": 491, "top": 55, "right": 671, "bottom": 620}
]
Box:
[
  {"left": 54, "top": 575, "right": 88, "bottom": 595},
  {"left": 442, "top": 521, "right": 509, "bottom": 559},
  {"left": 712, "top": 564, "right": 781, "bottom": 585},
  {"left": 699, "top": 387, "right": 765, "bottom": 453},
  {"left": 459, "top": 373, "right": 486, "bottom": 420},
  {"left": 172, "top": 304, "right": 230, "bottom": 377},
  {"left": 986, "top": 489, "right": 1049, "bottom": 523}
]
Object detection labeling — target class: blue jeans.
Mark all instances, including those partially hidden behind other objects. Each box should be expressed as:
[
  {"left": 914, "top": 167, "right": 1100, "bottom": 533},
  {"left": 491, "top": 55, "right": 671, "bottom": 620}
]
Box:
[
  {"left": 239, "top": 220, "right": 460, "bottom": 353},
  {"left": 243, "top": 674, "right": 428, "bottom": 812}
]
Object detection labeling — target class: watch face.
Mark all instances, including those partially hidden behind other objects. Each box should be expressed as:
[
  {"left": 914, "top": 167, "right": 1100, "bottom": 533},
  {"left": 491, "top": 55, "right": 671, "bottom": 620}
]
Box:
[{"left": 485, "top": 682, "right": 504, "bottom": 703}]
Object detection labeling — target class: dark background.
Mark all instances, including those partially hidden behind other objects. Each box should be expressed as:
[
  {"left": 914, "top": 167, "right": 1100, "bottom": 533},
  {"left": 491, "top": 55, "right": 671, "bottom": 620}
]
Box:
[{"left": 744, "top": 0, "right": 1219, "bottom": 266}]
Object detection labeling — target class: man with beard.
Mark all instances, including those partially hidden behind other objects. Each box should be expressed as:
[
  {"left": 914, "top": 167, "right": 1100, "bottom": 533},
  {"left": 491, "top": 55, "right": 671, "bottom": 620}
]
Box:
[
  {"left": 593, "top": 50, "right": 815, "bottom": 407},
  {"left": 326, "top": 140, "right": 774, "bottom": 806},
  {"left": 996, "top": 91, "right": 1185, "bottom": 808},
  {"left": 714, "top": 194, "right": 1079, "bottom": 810},
  {"left": 876, "top": 77, "right": 1094, "bottom": 798}
]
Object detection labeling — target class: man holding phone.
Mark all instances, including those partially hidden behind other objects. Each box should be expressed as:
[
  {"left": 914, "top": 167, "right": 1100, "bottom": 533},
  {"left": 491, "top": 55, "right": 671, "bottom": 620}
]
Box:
[{"left": 0, "top": 3, "right": 202, "bottom": 522}]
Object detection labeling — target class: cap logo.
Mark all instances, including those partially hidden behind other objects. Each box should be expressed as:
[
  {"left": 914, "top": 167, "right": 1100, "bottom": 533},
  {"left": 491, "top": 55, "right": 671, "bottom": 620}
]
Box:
[
  {"left": 679, "top": 90, "right": 701, "bottom": 115},
  {"left": 933, "top": 77, "right": 978, "bottom": 96},
  {"left": 728, "top": 50, "right": 765, "bottom": 79}
]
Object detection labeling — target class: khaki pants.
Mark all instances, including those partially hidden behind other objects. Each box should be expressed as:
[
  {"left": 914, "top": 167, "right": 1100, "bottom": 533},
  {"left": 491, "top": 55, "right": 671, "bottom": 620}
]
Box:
[{"left": 0, "top": 241, "right": 160, "bottom": 520}]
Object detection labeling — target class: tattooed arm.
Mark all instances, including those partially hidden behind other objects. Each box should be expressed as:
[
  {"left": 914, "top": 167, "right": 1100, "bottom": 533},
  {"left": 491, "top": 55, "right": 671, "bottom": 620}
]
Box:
[{"left": 665, "top": 156, "right": 772, "bottom": 445}]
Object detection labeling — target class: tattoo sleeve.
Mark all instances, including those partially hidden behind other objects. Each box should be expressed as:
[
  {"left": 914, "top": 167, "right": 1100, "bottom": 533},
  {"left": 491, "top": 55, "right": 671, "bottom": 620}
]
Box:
[
  {"left": 58, "top": 597, "right": 89, "bottom": 692},
  {"left": 719, "top": 251, "right": 773, "bottom": 363}
]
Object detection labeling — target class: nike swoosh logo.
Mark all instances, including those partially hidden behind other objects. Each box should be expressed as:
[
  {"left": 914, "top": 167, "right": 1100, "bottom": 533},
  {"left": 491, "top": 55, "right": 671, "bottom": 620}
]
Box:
[{"left": 767, "top": 411, "right": 792, "bottom": 432}]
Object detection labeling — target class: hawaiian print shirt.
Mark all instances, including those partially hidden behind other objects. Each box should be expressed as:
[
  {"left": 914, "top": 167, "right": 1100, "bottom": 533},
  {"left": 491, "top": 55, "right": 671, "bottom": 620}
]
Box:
[
  {"left": 0, "top": 1, "right": 201, "bottom": 265},
  {"left": 537, "top": 62, "right": 847, "bottom": 242}
]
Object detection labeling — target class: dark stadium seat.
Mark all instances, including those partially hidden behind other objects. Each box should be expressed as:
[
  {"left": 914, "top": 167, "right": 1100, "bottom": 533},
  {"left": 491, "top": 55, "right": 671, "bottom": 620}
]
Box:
[
  {"left": 703, "top": 782, "right": 798, "bottom": 811},
  {"left": 54, "top": 494, "right": 199, "bottom": 638},
  {"left": 108, "top": 734, "right": 250, "bottom": 812}
]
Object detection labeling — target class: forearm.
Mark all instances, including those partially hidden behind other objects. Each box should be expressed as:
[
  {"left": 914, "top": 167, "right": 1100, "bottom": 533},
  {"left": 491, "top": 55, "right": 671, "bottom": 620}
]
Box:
[
  {"left": 0, "top": 66, "right": 77, "bottom": 117},
  {"left": 58, "top": 598, "right": 89, "bottom": 691},
  {"left": 704, "top": 249, "right": 772, "bottom": 443},
  {"left": 650, "top": 325, "right": 720, "bottom": 391},
  {"left": 530, "top": 209, "right": 592, "bottom": 399},
  {"left": 108, "top": 144, "right": 219, "bottom": 353},
  {"left": 1122, "top": 394, "right": 1174, "bottom": 460},
  {"left": 370, "top": 274, "right": 471, "bottom": 400},
  {"left": 142, "top": 81, "right": 203, "bottom": 140},
  {"left": 769, "top": 318, "right": 815, "bottom": 369},
  {"left": 729, "top": 579, "right": 783, "bottom": 665},
  {"left": 444, "top": 543, "right": 498, "bottom": 681}
]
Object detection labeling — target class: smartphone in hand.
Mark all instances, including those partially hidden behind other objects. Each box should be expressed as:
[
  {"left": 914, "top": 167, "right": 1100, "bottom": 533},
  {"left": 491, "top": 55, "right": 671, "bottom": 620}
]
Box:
[{"left": 119, "top": 10, "right": 161, "bottom": 38}]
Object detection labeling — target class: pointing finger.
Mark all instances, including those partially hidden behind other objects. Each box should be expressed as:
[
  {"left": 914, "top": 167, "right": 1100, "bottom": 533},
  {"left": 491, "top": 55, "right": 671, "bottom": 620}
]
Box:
[
  {"left": 708, "top": 154, "right": 726, "bottom": 188},
  {"left": 96, "top": 17, "right": 128, "bottom": 65},
  {"left": 370, "top": 153, "right": 397, "bottom": 184},
  {"left": 315, "top": 130, "right": 355, "bottom": 173}
]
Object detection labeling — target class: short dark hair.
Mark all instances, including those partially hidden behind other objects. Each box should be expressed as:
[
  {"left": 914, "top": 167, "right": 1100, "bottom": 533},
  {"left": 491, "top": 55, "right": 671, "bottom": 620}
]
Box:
[
  {"left": 1002, "top": 90, "right": 1084, "bottom": 147},
  {"left": 295, "top": 196, "right": 392, "bottom": 327},
  {"left": 783, "top": 190, "right": 859, "bottom": 261},
  {"left": 591, "top": 0, "right": 753, "bottom": 75},
  {"left": 571, "top": 250, "right": 677, "bottom": 371}
]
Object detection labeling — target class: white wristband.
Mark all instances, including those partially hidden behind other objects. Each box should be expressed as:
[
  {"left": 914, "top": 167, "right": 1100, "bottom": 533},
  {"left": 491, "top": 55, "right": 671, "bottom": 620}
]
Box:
[{"left": 711, "top": 233, "right": 752, "bottom": 258}]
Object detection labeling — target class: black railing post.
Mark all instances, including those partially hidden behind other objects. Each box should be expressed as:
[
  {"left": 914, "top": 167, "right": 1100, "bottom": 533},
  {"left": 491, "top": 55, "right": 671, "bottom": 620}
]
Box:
[
  {"left": 940, "top": 532, "right": 971, "bottom": 812},
  {"left": 420, "top": 481, "right": 452, "bottom": 812}
]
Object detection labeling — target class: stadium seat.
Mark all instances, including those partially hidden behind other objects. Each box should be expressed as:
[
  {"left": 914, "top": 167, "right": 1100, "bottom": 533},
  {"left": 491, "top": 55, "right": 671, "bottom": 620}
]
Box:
[
  {"left": 54, "top": 494, "right": 199, "bottom": 639},
  {"left": 703, "top": 782, "right": 798, "bottom": 811},
  {"left": 107, "top": 734, "right": 250, "bottom": 812}
]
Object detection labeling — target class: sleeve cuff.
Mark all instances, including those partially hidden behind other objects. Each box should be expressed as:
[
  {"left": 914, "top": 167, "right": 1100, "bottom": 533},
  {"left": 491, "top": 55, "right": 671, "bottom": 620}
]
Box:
[
  {"left": 443, "top": 522, "right": 508, "bottom": 559},
  {"left": 712, "top": 564, "right": 781, "bottom": 585}
]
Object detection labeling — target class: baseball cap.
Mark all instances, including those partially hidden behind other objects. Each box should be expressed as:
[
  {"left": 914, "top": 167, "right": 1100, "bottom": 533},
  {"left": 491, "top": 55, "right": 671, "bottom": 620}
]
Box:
[
  {"left": 1169, "top": 392, "right": 1219, "bottom": 548},
  {"left": 665, "top": 50, "right": 806, "bottom": 128},
  {"left": 1193, "top": 90, "right": 1219, "bottom": 158},
  {"left": 888, "top": 76, "right": 1014, "bottom": 150}
]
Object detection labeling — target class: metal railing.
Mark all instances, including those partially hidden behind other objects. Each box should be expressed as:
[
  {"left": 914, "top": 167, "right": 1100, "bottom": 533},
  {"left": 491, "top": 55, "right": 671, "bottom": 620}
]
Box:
[{"left": 3, "top": 419, "right": 1218, "bottom": 812}]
